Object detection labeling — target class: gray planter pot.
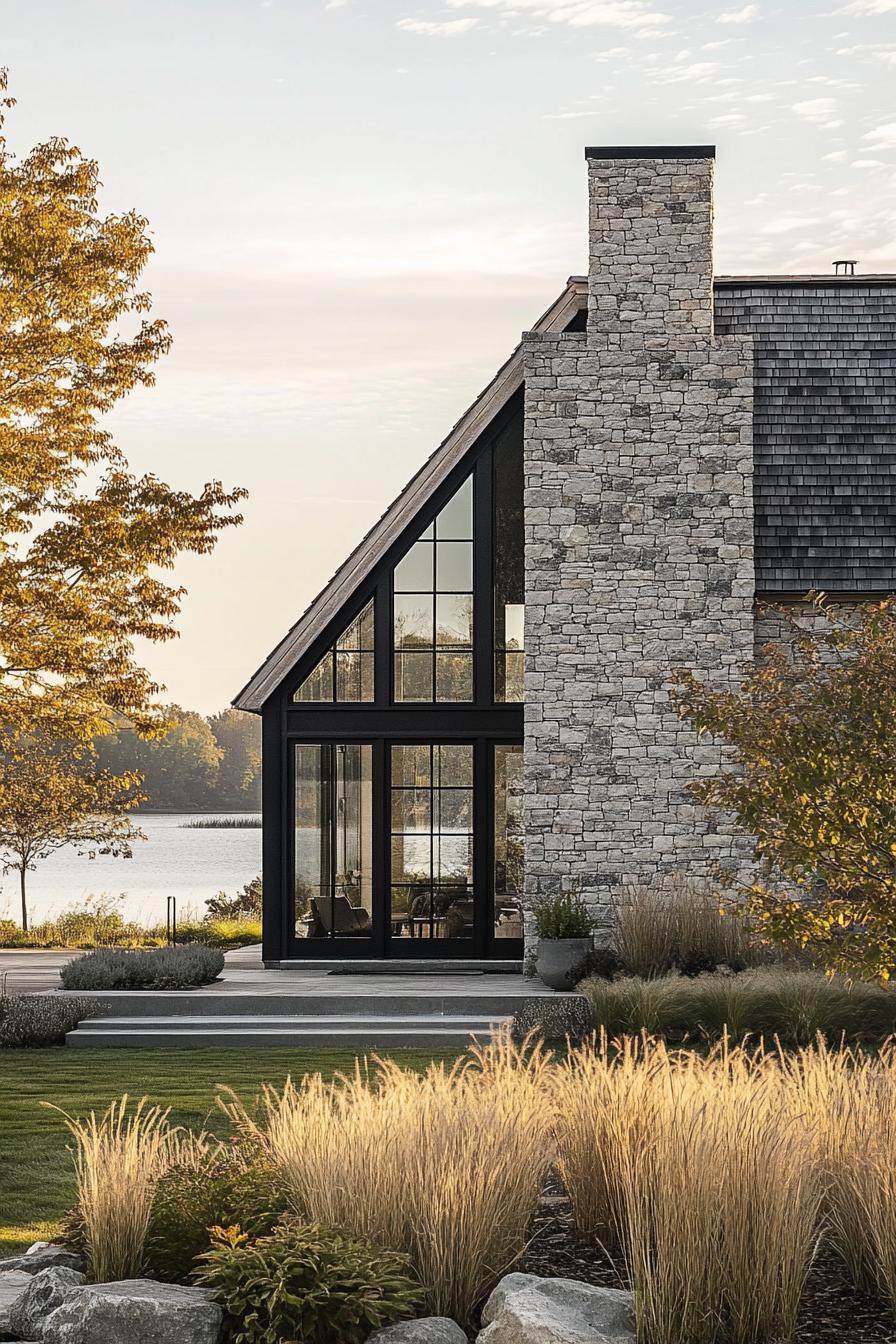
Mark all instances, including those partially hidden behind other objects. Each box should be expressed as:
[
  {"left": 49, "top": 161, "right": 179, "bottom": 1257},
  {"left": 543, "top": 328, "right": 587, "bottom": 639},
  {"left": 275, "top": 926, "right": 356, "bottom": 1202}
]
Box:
[{"left": 535, "top": 937, "right": 593, "bottom": 991}]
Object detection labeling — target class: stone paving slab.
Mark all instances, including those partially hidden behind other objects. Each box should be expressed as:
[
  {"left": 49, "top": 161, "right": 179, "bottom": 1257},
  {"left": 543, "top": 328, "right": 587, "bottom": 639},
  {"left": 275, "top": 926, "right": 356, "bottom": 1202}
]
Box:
[{"left": 0, "top": 945, "right": 550, "bottom": 1000}]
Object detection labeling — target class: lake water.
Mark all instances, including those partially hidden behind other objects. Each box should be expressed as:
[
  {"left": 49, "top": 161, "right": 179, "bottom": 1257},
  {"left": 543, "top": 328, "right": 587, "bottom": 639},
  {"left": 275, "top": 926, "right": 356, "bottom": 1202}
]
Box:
[{"left": 0, "top": 813, "right": 263, "bottom": 928}]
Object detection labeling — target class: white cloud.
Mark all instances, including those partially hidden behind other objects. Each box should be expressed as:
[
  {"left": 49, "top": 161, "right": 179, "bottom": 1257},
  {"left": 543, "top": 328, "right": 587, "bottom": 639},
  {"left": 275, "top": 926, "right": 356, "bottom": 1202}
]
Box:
[
  {"left": 759, "top": 215, "right": 821, "bottom": 235},
  {"left": 865, "top": 122, "right": 896, "bottom": 147},
  {"left": 397, "top": 15, "right": 478, "bottom": 34},
  {"left": 876, "top": 49, "right": 896, "bottom": 63},
  {"left": 717, "top": 3, "right": 758, "bottom": 22},
  {"left": 792, "top": 97, "right": 842, "bottom": 126},
  {"left": 852, "top": 158, "right": 887, "bottom": 167},
  {"left": 443, "top": 0, "right": 671, "bottom": 31},
  {"left": 824, "top": 149, "right": 848, "bottom": 161},
  {"left": 840, "top": 0, "right": 896, "bottom": 12}
]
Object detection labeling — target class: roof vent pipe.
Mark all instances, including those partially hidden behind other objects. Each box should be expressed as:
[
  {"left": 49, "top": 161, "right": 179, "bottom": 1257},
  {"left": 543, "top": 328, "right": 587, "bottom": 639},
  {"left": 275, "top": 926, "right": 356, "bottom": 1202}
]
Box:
[{"left": 833, "top": 259, "right": 857, "bottom": 275}]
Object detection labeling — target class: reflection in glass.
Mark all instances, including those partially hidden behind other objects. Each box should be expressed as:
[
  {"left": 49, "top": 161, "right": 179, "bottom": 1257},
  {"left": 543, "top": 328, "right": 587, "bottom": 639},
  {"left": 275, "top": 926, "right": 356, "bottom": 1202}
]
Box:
[
  {"left": 436, "top": 542, "right": 473, "bottom": 592},
  {"left": 393, "top": 479, "right": 474, "bottom": 703},
  {"left": 294, "top": 743, "right": 373, "bottom": 939},
  {"left": 390, "top": 743, "right": 474, "bottom": 940},
  {"left": 294, "top": 600, "right": 375, "bottom": 703},
  {"left": 493, "top": 409, "right": 524, "bottom": 703},
  {"left": 436, "top": 476, "right": 473, "bottom": 539},
  {"left": 494, "top": 745, "right": 524, "bottom": 940}
]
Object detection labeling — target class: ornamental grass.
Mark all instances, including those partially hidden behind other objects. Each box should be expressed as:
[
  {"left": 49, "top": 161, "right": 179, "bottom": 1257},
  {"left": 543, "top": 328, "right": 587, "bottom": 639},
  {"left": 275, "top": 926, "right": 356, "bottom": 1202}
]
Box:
[
  {"left": 553, "top": 1037, "right": 822, "bottom": 1344},
  {"left": 48, "top": 1094, "right": 210, "bottom": 1282},
  {"left": 219, "top": 1033, "right": 555, "bottom": 1324}
]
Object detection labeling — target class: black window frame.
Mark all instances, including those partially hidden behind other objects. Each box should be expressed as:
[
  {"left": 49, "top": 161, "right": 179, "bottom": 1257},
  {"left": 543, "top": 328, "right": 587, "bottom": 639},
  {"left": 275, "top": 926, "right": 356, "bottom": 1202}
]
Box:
[{"left": 263, "top": 390, "right": 525, "bottom": 963}]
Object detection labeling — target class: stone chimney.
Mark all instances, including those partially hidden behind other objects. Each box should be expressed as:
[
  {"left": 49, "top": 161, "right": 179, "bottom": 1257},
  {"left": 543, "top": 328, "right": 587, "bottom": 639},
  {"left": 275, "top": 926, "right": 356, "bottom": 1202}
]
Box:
[
  {"left": 586, "top": 146, "right": 716, "bottom": 340},
  {"left": 522, "top": 147, "right": 755, "bottom": 942}
]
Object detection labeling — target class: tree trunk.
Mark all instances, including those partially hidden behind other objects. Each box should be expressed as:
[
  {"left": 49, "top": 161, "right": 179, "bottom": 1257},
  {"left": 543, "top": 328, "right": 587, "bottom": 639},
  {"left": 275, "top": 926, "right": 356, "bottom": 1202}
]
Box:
[{"left": 19, "top": 865, "right": 28, "bottom": 932}]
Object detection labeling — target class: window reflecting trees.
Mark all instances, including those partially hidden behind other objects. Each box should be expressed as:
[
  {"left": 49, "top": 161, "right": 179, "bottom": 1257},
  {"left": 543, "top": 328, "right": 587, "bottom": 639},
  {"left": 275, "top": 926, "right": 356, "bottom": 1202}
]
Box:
[
  {"left": 294, "top": 743, "right": 373, "bottom": 938},
  {"left": 390, "top": 744, "right": 474, "bottom": 939},
  {"left": 393, "top": 479, "right": 474, "bottom": 702},
  {"left": 293, "top": 601, "right": 374, "bottom": 703}
]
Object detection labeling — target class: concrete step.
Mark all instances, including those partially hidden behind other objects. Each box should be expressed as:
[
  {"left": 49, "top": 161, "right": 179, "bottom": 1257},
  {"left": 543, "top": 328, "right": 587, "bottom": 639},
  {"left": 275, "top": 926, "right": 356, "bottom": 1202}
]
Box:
[
  {"left": 65, "top": 1014, "right": 508, "bottom": 1049},
  {"left": 271, "top": 959, "right": 523, "bottom": 973},
  {"left": 55, "top": 990, "right": 548, "bottom": 1018}
]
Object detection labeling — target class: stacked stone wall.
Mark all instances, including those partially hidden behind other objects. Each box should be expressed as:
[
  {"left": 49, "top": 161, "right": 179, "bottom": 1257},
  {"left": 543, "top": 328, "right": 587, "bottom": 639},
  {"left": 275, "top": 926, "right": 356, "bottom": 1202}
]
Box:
[{"left": 522, "top": 151, "right": 755, "bottom": 938}]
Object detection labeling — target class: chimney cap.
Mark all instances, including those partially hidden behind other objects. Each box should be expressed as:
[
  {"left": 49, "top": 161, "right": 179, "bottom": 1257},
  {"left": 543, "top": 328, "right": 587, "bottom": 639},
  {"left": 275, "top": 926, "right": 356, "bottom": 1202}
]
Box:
[
  {"left": 585, "top": 145, "right": 716, "bottom": 160},
  {"left": 833, "top": 259, "right": 857, "bottom": 275}
]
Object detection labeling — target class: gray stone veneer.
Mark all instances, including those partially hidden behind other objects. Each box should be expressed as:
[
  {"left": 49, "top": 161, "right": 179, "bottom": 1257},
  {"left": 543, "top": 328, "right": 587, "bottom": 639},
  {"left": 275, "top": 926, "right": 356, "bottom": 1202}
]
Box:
[{"left": 522, "top": 151, "right": 755, "bottom": 938}]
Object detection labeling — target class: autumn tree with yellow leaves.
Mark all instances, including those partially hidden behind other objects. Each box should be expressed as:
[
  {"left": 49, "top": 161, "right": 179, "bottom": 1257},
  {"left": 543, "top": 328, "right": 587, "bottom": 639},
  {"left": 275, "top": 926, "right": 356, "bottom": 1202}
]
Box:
[
  {"left": 0, "top": 70, "right": 244, "bottom": 922},
  {"left": 0, "top": 69, "right": 244, "bottom": 744},
  {"left": 670, "top": 596, "right": 896, "bottom": 981}
]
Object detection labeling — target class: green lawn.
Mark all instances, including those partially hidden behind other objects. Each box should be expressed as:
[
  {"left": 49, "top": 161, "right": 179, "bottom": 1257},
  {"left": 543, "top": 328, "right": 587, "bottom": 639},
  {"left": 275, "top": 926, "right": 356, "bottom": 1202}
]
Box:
[{"left": 0, "top": 1045, "right": 461, "bottom": 1256}]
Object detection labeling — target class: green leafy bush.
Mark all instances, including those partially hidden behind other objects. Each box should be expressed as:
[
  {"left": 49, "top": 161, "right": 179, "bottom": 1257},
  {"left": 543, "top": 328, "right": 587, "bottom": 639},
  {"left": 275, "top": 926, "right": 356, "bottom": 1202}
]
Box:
[
  {"left": 194, "top": 1220, "right": 420, "bottom": 1344},
  {"left": 0, "top": 991, "right": 98, "bottom": 1046},
  {"left": 579, "top": 968, "right": 896, "bottom": 1047},
  {"left": 205, "top": 877, "right": 263, "bottom": 920},
  {"left": 59, "top": 945, "right": 224, "bottom": 991},
  {"left": 532, "top": 889, "right": 595, "bottom": 940},
  {"left": 145, "top": 1156, "right": 287, "bottom": 1281},
  {"left": 175, "top": 918, "right": 262, "bottom": 949}
]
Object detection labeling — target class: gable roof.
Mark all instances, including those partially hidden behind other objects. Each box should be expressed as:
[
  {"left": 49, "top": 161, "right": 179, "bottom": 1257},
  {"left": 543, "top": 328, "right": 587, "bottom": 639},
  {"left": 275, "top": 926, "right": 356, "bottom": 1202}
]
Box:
[{"left": 232, "top": 275, "right": 588, "bottom": 711}]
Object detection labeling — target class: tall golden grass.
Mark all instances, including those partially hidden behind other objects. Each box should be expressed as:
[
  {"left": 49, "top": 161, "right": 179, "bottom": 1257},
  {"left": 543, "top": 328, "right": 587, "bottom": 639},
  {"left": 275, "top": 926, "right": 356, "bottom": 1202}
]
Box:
[
  {"left": 48, "top": 1095, "right": 211, "bottom": 1283},
  {"left": 554, "top": 1037, "right": 822, "bottom": 1344},
  {"left": 219, "top": 1033, "right": 555, "bottom": 1324},
  {"left": 51, "top": 1034, "right": 896, "bottom": 1341},
  {"left": 784, "top": 1040, "right": 896, "bottom": 1307}
]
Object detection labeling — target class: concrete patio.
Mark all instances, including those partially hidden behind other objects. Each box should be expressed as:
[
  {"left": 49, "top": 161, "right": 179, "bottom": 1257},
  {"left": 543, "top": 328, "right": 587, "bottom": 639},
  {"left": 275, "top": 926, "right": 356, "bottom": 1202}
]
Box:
[{"left": 1, "top": 944, "right": 558, "bottom": 1048}]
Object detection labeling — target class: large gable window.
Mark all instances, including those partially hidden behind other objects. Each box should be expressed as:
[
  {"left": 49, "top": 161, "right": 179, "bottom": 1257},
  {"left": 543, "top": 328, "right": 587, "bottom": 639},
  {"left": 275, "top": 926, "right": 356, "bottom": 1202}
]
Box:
[
  {"left": 393, "top": 477, "right": 474, "bottom": 702},
  {"left": 293, "top": 600, "right": 375, "bottom": 703}
]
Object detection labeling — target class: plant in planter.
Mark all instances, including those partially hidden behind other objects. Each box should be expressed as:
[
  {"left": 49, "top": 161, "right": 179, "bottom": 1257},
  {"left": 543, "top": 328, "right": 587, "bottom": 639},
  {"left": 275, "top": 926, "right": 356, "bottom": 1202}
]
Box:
[{"left": 532, "top": 888, "right": 596, "bottom": 991}]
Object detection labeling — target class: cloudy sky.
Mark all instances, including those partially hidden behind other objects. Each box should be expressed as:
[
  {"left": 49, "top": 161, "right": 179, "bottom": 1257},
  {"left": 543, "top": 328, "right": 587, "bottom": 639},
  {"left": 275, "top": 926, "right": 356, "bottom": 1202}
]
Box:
[{"left": 2, "top": 0, "right": 895, "bottom": 712}]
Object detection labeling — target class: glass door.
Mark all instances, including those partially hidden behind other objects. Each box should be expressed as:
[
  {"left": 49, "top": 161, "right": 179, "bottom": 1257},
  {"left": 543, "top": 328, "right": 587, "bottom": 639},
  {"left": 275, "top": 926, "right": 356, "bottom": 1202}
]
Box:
[
  {"left": 293, "top": 743, "right": 375, "bottom": 946},
  {"left": 388, "top": 743, "right": 475, "bottom": 949}
]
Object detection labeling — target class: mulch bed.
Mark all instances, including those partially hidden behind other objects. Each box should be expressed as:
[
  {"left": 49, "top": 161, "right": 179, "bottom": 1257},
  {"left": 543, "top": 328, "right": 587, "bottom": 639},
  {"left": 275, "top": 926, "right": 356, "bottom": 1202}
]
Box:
[{"left": 520, "top": 1175, "right": 896, "bottom": 1343}]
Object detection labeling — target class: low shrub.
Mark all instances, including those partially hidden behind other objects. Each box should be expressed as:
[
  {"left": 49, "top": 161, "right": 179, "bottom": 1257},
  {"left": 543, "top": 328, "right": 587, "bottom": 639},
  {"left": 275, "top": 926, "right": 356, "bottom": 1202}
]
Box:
[
  {"left": 532, "top": 889, "right": 595, "bottom": 940},
  {"left": 174, "top": 918, "right": 262, "bottom": 949},
  {"left": 612, "top": 876, "right": 764, "bottom": 978},
  {"left": 145, "top": 1155, "right": 288, "bottom": 1282},
  {"left": 511, "top": 994, "right": 592, "bottom": 1043},
  {"left": 0, "top": 900, "right": 165, "bottom": 950},
  {"left": 60, "top": 945, "right": 224, "bottom": 991},
  {"left": 0, "top": 991, "right": 98, "bottom": 1046},
  {"left": 579, "top": 968, "right": 896, "bottom": 1046},
  {"left": 205, "top": 877, "right": 263, "bottom": 920},
  {"left": 194, "top": 1220, "right": 421, "bottom": 1344},
  {"left": 0, "top": 897, "right": 259, "bottom": 952}
]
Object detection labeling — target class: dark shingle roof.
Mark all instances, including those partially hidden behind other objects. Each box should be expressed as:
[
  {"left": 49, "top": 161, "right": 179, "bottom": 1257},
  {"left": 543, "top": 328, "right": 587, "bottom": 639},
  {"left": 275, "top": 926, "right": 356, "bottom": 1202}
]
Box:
[{"left": 714, "top": 279, "right": 896, "bottom": 594}]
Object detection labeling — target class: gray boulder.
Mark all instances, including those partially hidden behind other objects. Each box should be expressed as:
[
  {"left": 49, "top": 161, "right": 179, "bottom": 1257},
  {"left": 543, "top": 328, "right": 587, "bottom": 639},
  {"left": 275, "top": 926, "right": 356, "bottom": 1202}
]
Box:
[
  {"left": 9, "top": 1266, "right": 86, "bottom": 1340},
  {"left": 42, "top": 1280, "right": 222, "bottom": 1344},
  {"left": 477, "top": 1274, "right": 635, "bottom": 1344},
  {"left": 0, "top": 1246, "right": 83, "bottom": 1275},
  {"left": 0, "top": 1269, "right": 32, "bottom": 1338},
  {"left": 368, "top": 1320, "right": 467, "bottom": 1344}
]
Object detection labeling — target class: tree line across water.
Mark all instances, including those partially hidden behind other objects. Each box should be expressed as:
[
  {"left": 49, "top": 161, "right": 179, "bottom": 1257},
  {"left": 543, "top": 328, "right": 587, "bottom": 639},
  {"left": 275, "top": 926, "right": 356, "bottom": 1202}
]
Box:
[{"left": 94, "top": 708, "right": 261, "bottom": 813}]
